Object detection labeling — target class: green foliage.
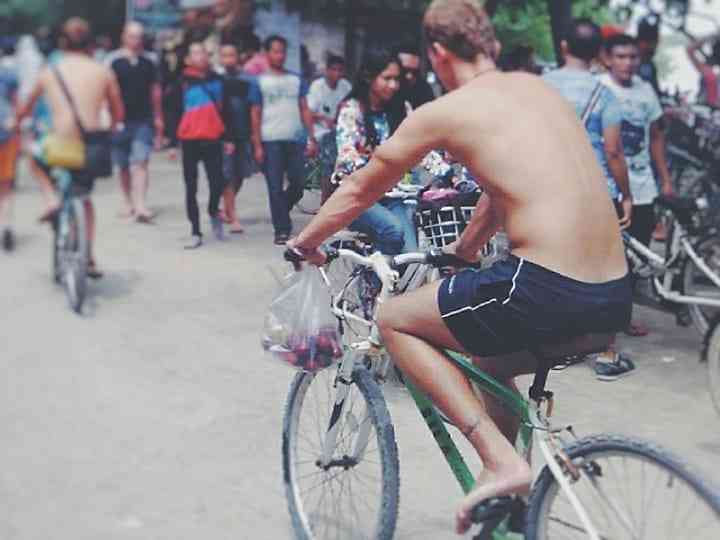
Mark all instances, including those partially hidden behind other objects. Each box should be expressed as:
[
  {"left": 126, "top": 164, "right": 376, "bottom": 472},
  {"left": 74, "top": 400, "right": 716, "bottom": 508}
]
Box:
[{"left": 493, "top": 0, "right": 611, "bottom": 62}]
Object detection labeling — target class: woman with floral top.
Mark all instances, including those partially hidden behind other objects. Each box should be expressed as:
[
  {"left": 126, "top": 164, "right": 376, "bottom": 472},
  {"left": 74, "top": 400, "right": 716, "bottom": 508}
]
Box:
[{"left": 330, "top": 48, "right": 417, "bottom": 255}]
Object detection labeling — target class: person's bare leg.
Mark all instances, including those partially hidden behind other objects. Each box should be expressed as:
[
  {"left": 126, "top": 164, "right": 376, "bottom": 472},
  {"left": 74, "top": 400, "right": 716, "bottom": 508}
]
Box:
[
  {"left": 224, "top": 182, "right": 244, "bottom": 233},
  {"left": 131, "top": 162, "right": 152, "bottom": 220},
  {"left": 0, "top": 182, "right": 12, "bottom": 228},
  {"left": 377, "top": 282, "right": 533, "bottom": 535},
  {"left": 118, "top": 167, "right": 134, "bottom": 217},
  {"left": 84, "top": 198, "right": 96, "bottom": 266},
  {"left": 30, "top": 160, "right": 60, "bottom": 219}
]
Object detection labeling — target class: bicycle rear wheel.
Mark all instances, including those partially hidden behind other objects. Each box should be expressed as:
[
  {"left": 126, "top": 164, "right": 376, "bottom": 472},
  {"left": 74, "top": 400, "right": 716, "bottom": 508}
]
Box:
[
  {"left": 283, "top": 364, "right": 399, "bottom": 540},
  {"left": 526, "top": 435, "right": 720, "bottom": 540},
  {"left": 58, "top": 198, "right": 88, "bottom": 314}
]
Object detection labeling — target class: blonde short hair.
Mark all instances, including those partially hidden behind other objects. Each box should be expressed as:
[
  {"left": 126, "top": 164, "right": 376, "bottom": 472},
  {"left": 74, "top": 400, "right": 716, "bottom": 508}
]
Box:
[{"left": 423, "top": 0, "right": 496, "bottom": 61}]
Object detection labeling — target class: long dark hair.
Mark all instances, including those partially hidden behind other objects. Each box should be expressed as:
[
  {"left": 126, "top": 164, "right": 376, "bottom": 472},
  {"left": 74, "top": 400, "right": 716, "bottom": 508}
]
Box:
[{"left": 346, "top": 47, "right": 405, "bottom": 147}]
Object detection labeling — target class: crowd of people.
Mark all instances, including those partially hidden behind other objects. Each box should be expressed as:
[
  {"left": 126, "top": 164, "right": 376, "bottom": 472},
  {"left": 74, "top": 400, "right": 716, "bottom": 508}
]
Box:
[
  {"left": 0, "top": 3, "right": 719, "bottom": 360},
  {"left": 1, "top": 0, "right": 720, "bottom": 532}
]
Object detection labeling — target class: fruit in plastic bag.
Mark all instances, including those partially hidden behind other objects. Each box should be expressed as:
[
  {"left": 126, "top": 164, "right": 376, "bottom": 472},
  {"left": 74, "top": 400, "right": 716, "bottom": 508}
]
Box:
[{"left": 262, "top": 267, "right": 343, "bottom": 373}]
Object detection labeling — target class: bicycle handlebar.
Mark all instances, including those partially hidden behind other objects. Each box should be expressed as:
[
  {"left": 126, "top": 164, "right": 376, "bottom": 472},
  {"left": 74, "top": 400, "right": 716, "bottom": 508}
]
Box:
[{"left": 284, "top": 246, "right": 482, "bottom": 274}]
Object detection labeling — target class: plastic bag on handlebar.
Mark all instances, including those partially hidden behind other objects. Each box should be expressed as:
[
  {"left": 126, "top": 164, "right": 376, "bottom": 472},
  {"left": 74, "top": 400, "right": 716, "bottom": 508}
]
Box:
[{"left": 262, "top": 266, "right": 343, "bottom": 373}]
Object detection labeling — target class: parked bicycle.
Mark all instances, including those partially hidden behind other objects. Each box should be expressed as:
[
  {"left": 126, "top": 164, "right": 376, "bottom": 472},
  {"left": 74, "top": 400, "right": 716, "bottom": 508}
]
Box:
[
  {"left": 623, "top": 193, "right": 720, "bottom": 336},
  {"left": 280, "top": 245, "right": 720, "bottom": 540}
]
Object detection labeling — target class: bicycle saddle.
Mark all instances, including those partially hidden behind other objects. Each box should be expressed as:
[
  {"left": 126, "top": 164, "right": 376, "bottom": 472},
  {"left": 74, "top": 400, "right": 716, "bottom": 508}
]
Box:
[
  {"left": 655, "top": 194, "right": 698, "bottom": 224},
  {"left": 534, "top": 332, "right": 614, "bottom": 361}
]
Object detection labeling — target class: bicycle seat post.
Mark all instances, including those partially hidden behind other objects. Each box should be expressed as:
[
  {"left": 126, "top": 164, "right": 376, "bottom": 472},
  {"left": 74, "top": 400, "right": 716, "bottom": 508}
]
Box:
[{"left": 528, "top": 349, "right": 555, "bottom": 405}]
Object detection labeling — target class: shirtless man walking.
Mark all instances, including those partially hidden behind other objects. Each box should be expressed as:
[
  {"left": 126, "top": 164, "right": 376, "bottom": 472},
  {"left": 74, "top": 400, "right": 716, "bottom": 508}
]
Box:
[
  {"left": 15, "top": 18, "right": 124, "bottom": 276},
  {"left": 288, "top": 0, "right": 631, "bottom": 534}
]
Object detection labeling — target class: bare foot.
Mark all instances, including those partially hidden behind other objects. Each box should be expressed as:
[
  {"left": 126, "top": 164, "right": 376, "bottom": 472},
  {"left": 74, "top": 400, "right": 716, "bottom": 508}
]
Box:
[
  {"left": 229, "top": 221, "right": 244, "bottom": 234},
  {"left": 455, "top": 463, "right": 532, "bottom": 535},
  {"left": 118, "top": 207, "right": 135, "bottom": 219}
]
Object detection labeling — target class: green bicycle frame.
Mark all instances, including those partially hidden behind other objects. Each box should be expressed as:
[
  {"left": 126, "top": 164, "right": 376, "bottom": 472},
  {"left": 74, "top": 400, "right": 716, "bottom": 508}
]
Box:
[{"left": 403, "top": 350, "right": 532, "bottom": 539}]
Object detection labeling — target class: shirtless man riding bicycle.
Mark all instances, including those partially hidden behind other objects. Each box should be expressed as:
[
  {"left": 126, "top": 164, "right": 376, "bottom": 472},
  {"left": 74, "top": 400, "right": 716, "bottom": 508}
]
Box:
[{"left": 288, "top": 0, "right": 632, "bottom": 534}]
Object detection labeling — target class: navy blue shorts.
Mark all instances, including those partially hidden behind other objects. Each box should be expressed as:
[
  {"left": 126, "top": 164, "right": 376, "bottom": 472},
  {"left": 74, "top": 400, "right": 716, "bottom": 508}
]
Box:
[{"left": 438, "top": 255, "right": 632, "bottom": 357}]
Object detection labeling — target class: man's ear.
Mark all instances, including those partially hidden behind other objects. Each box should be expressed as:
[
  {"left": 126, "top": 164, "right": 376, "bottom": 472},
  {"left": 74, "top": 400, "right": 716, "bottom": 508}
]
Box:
[
  {"left": 493, "top": 40, "right": 502, "bottom": 61},
  {"left": 560, "top": 40, "right": 569, "bottom": 61},
  {"left": 429, "top": 42, "right": 450, "bottom": 62}
]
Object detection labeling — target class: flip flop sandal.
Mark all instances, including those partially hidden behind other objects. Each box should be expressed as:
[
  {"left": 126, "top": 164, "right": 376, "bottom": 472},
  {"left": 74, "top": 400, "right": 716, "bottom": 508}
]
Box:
[
  {"left": 136, "top": 213, "right": 155, "bottom": 224},
  {"left": 87, "top": 262, "right": 104, "bottom": 280},
  {"left": 470, "top": 496, "right": 518, "bottom": 524}
]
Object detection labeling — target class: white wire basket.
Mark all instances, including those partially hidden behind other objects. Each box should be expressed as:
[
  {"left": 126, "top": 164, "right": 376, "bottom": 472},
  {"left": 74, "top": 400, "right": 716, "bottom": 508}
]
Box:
[{"left": 416, "top": 205, "right": 508, "bottom": 263}]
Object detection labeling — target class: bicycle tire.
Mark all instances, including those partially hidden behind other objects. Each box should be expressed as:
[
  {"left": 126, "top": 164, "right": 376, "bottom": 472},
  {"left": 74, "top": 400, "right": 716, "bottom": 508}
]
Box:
[
  {"left": 59, "top": 198, "right": 88, "bottom": 314},
  {"left": 525, "top": 434, "right": 720, "bottom": 540},
  {"left": 681, "top": 235, "right": 720, "bottom": 336},
  {"left": 51, "top": 216, "right": 62, "bottom": 285},
  {"left": 283, "top": 364, "right": 400, "bottom": 540},
  {"left": 703, "top": 318, "right": 720, "bottom": 416}
]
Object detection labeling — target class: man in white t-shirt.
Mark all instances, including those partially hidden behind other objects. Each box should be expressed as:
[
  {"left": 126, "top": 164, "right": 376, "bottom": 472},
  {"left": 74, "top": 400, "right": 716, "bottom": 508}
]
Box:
[
  {"left": 307, "top": 54, "right": 351, "bottom": 140},
  {"left": 600, "top": 33, "right": 673, "bottom": 337},
  {"left": 600, "top": 34, "right": 671, "bottom": 244},
  {"left": 306, "top": 54, "right": 351, "bottom": 191},
  {"left": 249, "top": 34, "right": 317, "bottom": 245}
]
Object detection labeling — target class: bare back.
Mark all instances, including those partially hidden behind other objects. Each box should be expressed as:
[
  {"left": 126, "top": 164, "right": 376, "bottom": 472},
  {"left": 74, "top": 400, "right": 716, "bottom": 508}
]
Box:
[
  {"left": 41, "top": 54, "right": 116, "bottom": 139},
  {"left": 428, "top": 72, "right": 627, "bottom": 283}
]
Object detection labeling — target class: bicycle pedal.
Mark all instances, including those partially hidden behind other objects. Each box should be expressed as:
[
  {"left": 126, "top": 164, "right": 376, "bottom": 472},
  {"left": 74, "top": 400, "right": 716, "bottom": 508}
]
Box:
[{"left": 470, "top": 495, "right": 517, "bottom": 524}]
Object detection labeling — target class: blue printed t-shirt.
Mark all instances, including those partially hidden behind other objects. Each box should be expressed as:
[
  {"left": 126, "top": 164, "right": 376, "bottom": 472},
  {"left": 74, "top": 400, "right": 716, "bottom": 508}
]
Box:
[
  {"left": 600, "top": 74, "right": 663, "bottom": 206},
  {"left": 249, "top": 70, "right": 308, "bottom": 142},
  {"left": 543, "top": 68, "right": 623, "bottom": 200},
  {"left": 0, "top": 66, "right": 18, "bottom": 143}
]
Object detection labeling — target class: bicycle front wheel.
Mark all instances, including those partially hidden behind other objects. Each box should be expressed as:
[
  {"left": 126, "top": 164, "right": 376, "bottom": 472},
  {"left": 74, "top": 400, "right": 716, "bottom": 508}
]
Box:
[
  {"left": 682, "top": 235, "right": 720, "bottom": 336},
  {"left": 526, "top": 435, "right": 720, "bottom": 540},
  {"left": 704, "top": 319, "right": 720, "bottom": 416},
  {"left": 282, "top": 364, "right": 399, "bottom": 540},
  {"left": 58, "top": 198, "right": 88, "bottom": 313}
]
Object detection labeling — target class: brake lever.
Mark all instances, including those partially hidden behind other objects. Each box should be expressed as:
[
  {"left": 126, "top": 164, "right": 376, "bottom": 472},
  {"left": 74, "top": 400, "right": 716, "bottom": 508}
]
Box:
[{"left": 283, "top": 248, "right": 304, "bottom": 271}]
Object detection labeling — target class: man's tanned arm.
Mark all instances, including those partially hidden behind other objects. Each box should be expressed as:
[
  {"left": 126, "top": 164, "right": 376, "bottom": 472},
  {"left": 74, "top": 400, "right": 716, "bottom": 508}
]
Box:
[
  {"left": 650, "top": 120, "right": 673, "bottom": 195},
  {"left": 603, "top": 125, "right": 632, "bottom": 228},
  {"left": 452, "top": 194, "right": 501, "bottom": 261},
  {"left": 295, "top": 107, "right": 443, "bottom": 251},
  {"left": 107, "top": 71, "right": 126, "bottom": 129}
]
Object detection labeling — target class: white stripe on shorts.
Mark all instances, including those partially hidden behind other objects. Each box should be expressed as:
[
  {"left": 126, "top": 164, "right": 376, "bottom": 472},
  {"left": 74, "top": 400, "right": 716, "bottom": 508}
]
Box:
[{"left": 441, "top": 258, "right": 525, "bottom": 319}]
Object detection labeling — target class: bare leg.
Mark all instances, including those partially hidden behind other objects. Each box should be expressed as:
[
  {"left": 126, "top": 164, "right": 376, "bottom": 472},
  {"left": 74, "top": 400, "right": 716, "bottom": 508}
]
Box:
[
  {"left": 83, "top": 198, "right": 96, "bottom": 264},
  {"left": 0, "top": 181, "right": 13, "bottom": 229},
  {"left": 118, "top": 167, "right": 134, "bottom": 217},
  {"left": 131, "top": 162, "right": 152, "bottom": 219},
  {"left": 29, "top": 160, "right": 60, "bottom": 218},
  {"left": 224, "top": 182, "right": 244, "bottom": 233},
  {"left": 377, "top": 282, "right": 533, "bottom": 535}
]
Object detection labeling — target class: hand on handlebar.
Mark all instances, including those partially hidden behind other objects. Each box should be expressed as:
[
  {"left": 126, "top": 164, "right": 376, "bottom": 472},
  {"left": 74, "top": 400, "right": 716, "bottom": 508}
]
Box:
[
  {"left": 443, "top": 241, "right": 482, "bottom": 266},
  {"left": 285, "top": 238, "right": 328, "bottom": 268}
]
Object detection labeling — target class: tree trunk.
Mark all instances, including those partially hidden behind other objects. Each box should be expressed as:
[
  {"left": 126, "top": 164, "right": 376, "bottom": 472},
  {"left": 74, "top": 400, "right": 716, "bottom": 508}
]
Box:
[{"left": 546, "top": 0, "right": 572, "bottom": 65}]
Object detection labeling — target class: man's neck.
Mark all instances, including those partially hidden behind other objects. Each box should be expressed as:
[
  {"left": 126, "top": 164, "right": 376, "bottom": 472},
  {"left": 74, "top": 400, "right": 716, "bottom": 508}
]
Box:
[
  {"left": 123, "top": 47, "right": 141, "bottom": 58},
  {"left": 325, "top": 76, "right": 338, "bottom": 90},
  {"left": 65, "top": 50, "right": 90, "bottom": 59},
  {"left": 610, "top": 72, "right": 633, "bottom": 88},
  {"left": 563, "top": 56, "right": 591, "bottom": 72},
  {"left": 270, "top": 66, "right": 285, "bottom": 75},
  {"left": 453, "top": 56, "right": 498, "bottom": 88}
]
